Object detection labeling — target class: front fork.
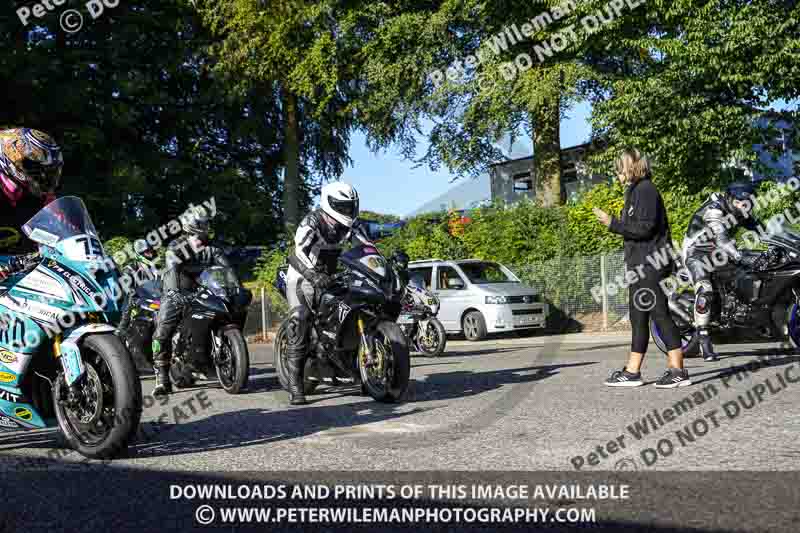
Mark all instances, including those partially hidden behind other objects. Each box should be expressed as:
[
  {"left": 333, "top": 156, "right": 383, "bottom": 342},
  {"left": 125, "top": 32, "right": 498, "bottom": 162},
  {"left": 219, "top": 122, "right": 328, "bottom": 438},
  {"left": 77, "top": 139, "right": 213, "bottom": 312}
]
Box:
[
  {"left": 358, "top": 316, "right": 382, "bottom": 374},
  {"left": 53, "top": 334, "right": 86, "bottom": 405}
]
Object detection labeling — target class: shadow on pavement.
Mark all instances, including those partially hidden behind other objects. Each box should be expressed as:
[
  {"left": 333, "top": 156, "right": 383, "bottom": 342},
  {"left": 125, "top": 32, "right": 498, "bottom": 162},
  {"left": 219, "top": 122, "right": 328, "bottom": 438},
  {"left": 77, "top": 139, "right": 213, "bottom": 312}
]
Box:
[
  {"left": 688, "top": 354, "right": 800, "bottom": 386},
  {"left": 565, "top": 343, "right": 630, "bottom": 352},
  {"left": 405, "top": 362, "right": 597, "bottom": 403},
  {"left": 440, "top": 347, "right": 525, "bottom": 358}
]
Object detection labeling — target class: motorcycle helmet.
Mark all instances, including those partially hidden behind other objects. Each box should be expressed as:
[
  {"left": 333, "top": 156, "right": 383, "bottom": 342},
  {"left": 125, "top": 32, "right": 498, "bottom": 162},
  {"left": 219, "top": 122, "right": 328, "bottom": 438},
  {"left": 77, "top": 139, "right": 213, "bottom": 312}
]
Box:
[
  {"left": 725, "top": 181, "right": 756, "bottom": 217},
  {"left": 390, "top": 250, "right": 409, "bottom": 272},
  {"left": 0, "top": 128, "right": 63, "bottom": 203},
  {"left": 320, "top": 181, "right": 359, "bottom": 228},
  {"left": 182, "top": 205, "right": 212, "bottom": 243}
]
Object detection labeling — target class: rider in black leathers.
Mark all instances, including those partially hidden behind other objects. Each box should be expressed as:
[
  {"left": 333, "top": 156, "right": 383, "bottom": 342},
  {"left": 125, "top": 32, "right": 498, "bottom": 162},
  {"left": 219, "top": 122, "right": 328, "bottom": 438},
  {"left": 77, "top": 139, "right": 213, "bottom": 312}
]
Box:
[
  {"left": 151, "top": 206, "right": 231, "bottom": 396},
  {"left": 284, "top": 182, "right": 373, "bottom": 405},
  {"left": 682, "top": 182, "right": 761, "bottom": 361}
]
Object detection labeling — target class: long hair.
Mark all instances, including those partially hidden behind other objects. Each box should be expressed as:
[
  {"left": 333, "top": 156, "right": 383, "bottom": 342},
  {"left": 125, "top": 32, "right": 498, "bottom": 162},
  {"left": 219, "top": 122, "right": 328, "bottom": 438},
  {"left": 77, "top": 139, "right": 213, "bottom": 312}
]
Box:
[{"left": 615, "top": 148, "right": 651, "bottom": 185}]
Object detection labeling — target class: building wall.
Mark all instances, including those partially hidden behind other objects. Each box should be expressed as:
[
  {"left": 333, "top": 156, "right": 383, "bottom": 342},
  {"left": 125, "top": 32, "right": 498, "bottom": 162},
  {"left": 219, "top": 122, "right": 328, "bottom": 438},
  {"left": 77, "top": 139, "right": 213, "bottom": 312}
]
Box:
[
  {"left": 489, "top": 157, "right": 535, "bottom": 205},
  {"left": 490, "top": 144, "right": 610, "bottom": 205}
]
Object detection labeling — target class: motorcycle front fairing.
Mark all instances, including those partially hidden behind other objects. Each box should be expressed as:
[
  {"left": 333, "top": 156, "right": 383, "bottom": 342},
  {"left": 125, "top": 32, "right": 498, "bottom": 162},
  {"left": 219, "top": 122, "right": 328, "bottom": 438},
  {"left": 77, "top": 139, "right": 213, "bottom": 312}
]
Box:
[{"left": 0, "top": 197, "right": 122, "bottom": 429}]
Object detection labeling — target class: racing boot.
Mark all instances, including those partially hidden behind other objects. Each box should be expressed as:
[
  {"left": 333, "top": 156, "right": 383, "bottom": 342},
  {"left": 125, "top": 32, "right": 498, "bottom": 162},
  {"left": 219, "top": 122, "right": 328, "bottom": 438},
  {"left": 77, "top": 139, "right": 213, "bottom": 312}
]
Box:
[
  {"left": 285, "top": 348, "right": 307, "bottom": 406},
  {"left": 151, "top": 339, "right": 172, "bottom": 396},
  {"left": 698, "top": 329, "right": 719, "bottom": 362}
]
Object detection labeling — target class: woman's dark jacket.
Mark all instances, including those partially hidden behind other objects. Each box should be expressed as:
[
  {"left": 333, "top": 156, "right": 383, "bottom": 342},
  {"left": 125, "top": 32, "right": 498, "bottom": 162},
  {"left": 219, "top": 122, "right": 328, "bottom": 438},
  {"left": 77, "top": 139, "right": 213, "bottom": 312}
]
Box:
[{"left": 608, "top": 176, "right": 673, "bottom": 271}]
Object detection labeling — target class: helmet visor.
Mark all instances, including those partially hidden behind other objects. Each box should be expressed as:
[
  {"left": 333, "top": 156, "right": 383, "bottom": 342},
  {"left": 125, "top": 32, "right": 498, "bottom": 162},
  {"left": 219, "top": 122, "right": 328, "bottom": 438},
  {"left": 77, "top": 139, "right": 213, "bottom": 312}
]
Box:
[
  {"left": 21, "top": 159, "right": 62, "bottom": 191},
  {"left": 329, "top": 197, "right": 358, "bottom": 219}
]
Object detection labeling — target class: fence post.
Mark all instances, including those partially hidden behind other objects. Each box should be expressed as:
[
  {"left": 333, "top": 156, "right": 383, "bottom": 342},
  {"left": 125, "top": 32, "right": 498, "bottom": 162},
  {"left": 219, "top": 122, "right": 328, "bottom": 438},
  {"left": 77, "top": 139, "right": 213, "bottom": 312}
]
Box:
[
  {"left": 600, "top": 254, "right": 608, "bottom": 331},
  {"left": 260, "top": 287, "right": 266, "bottom": 340}
]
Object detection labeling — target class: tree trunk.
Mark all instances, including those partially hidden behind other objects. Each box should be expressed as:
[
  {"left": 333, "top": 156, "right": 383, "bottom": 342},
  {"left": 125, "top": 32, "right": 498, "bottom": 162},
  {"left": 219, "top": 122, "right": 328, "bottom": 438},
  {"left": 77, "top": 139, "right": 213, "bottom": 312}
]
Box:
[
  {"left": 533, "top": 93, "right": 562, "bottom": 207},
  {"left": 282, "top": 88, "right": 301, "bottom": 229}
]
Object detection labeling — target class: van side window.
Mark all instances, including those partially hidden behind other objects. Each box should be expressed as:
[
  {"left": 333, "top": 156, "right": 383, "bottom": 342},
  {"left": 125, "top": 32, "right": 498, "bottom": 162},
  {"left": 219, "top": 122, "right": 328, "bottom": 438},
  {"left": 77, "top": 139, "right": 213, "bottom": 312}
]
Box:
[
  {"left": 438, "top": 266, "right": 465, "bottom": 290},
  {"left": 408, "top": 267, "right": 433, "bottom": 290}
]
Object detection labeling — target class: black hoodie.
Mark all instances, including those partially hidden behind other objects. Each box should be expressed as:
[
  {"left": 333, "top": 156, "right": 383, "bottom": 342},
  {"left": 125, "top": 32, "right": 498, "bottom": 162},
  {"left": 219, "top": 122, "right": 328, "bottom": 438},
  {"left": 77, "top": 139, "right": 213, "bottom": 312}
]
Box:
[{"left": 608, "top": 176, "right": 673, "bottom": 270}]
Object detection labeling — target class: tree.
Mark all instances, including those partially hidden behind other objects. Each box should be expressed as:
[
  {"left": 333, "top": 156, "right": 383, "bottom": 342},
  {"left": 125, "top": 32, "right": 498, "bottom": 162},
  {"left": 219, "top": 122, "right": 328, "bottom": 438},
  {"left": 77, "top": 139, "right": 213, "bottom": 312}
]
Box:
[
  {"left": 573, "top": 0, "right": 800, "bottom": 190},
  {"left": 195, "top": 0, "right": 358, "bottom": 228}
]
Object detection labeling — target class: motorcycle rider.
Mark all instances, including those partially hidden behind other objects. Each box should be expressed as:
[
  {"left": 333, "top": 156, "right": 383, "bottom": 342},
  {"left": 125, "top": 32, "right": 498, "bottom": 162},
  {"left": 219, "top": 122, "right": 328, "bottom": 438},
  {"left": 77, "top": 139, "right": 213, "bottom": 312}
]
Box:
[
  {"left": 116, "top": 242, "right": 160, "bottom": 339},
  {"left": 390, "top": 249, "right": 410, "bottom": 289},
  {"left": 151, "top": 205, "right": 232, "bottom": 396},
  {"left": 682, "top": 182, "right": 761, "bottom": 361},
  {"left": 284, "top": 182, "right": 373, "bottom": 406},
  {"left": 0, "top": 128, "right": 63, "bottom": 278}
]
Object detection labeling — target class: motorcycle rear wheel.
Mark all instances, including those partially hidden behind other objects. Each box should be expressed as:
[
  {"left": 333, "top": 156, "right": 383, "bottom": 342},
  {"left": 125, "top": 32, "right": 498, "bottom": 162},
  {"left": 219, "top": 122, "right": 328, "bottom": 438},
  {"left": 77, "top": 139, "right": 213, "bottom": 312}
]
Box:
[
  {"left": 54, "top": 333, "right": 142, "bottom": 460},
  {"left": 650, "top": 318, "right": 699, "bottom": 357}
]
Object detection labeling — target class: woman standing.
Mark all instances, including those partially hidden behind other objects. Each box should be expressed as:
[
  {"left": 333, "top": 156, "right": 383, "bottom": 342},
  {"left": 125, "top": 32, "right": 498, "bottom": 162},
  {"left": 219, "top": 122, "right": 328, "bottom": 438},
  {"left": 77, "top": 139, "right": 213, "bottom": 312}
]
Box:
[{"left": 593, "top": 148, "right": 690, "bottom": 388}]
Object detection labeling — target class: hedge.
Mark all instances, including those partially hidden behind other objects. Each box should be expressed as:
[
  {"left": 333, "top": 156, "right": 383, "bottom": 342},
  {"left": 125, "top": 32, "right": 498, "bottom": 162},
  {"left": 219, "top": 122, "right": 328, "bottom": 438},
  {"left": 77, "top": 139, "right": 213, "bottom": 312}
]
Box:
[{"left": 248, "top": 178, "right": 800, "bottom": 319}]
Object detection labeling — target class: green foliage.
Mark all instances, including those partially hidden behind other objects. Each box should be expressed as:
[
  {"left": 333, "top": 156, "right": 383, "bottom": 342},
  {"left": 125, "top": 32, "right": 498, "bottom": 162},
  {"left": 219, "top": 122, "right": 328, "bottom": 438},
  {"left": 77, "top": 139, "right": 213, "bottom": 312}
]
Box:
[
  {"left": 252, "top": 248, "right": 292, "bottom": 318},
  {"left": 381, "top": 181, "right": 717, "bottom": 265},
  {"left": 103, "top": 237, "right": 133, "bottom": 267},
  {"left": 360, "top": 211, "right": 402, "bottom": 224}
]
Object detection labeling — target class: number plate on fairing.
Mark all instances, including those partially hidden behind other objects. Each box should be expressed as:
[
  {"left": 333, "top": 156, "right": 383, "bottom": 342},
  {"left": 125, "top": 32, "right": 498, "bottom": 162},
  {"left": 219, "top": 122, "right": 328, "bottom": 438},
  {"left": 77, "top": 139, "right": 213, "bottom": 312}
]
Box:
[
  {"left": 59, "top": 341, "right": 85, "bottom": 386},
  {"left": 397, "top": 314, "right": 415, "bottom": 325}
]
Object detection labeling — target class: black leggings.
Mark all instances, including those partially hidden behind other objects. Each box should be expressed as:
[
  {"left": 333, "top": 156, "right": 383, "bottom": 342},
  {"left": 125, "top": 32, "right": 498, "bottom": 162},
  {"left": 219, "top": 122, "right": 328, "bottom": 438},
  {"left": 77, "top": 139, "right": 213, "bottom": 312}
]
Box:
[{"left": 629, "top": 266, "right": 682, "bottom": 354}]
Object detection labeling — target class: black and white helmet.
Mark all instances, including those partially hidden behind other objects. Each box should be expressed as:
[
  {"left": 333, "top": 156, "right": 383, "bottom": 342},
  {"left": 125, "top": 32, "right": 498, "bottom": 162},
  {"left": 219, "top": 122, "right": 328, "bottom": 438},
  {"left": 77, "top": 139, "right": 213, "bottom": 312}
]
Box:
[
  {"left": 321, "top": 182, "right": 359, "bottom": 228},
  {"left": 182, "top": 205, "right": 212, "bottom": 241}
]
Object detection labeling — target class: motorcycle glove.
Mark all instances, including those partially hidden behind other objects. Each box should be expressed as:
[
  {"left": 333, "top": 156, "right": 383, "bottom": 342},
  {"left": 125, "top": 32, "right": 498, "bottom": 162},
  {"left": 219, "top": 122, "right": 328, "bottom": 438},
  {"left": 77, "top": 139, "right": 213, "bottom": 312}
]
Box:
[{"left": 305, "top": 270, "right": 331, "bottom": 289}]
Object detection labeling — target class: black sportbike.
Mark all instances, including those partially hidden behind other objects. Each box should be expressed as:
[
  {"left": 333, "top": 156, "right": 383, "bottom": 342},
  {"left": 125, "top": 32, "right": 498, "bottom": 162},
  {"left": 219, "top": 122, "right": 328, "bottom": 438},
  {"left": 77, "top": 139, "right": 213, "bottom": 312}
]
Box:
[
  {"left": 274, "top": 245, "right": 410, "bottom": 402},
  {"left": 652, "top": 228, "right": 800, "bottom": 356},
  {"left": 123, "top": 266, "right": 252, "bottom": 393}
]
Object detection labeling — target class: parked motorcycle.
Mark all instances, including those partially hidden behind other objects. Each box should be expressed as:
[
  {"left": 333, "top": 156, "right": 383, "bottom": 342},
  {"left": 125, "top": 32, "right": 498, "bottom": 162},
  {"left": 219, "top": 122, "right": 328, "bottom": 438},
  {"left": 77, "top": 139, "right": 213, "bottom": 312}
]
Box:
[
  {"left": 651, "top": 228, "right": 800, "bottom": 356},
  {"left": 397, "top": 281, "right": 447, "bottom": 357},
  {"left": 274, "top": 245, "right": 410, "bottom": 402},
  {"left": 123, "top": 266, "right": 252, "bottom": 394},
  {"left": 0, "top": 197, "right": 141, "bottom": 459}
]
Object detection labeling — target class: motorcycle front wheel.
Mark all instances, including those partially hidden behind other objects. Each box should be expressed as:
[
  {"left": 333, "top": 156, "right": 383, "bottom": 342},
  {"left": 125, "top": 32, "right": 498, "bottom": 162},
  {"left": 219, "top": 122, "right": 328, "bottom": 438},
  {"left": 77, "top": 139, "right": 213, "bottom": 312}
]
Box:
[
  {"left": 54, "top": 333, "right": 142, "bottom": 460},
  {"left": 417, "top": 318, "right": 447, "bottom": 357},
  {"left": 215, "top": 328, "right": 249, "bottom": 394},
  {"left": 650, "top": 317, "right": 699, "bottom": 357},
  {"left": 359, "top": 321, "right": 410, "bottom": 403}
]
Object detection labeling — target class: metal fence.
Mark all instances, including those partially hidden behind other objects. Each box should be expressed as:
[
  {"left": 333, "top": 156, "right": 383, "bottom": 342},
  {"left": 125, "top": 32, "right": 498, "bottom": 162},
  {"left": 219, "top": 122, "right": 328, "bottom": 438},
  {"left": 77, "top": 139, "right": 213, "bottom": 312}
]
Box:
[{"left": 512, "top": 250, "right": 631, "bottom": 332}]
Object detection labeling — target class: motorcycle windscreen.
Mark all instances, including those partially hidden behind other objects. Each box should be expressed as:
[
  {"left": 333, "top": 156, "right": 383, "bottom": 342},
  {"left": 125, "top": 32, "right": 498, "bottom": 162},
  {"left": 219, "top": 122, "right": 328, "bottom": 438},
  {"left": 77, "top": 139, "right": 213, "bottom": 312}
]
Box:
[
  {"left": 22, "top": 196, "right": 99, "bottom": 246},
  {"left": 339, "top": 245, "right": 388, "bottom": 282}
]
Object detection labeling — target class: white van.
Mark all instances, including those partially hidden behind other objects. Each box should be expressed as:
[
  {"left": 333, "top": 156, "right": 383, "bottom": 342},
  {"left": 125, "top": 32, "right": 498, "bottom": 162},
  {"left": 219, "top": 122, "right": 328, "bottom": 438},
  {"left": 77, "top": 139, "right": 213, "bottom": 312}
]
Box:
[{"left": 407, "top": 259, "right": 548, "bottom": 341}]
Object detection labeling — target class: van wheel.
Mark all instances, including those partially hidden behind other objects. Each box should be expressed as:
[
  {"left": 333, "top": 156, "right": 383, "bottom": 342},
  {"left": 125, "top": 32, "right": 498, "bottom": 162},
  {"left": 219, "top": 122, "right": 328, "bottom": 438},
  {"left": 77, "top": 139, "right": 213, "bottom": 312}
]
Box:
[{"left": 462, "top": 311, "right": 487, "bottom": 341}]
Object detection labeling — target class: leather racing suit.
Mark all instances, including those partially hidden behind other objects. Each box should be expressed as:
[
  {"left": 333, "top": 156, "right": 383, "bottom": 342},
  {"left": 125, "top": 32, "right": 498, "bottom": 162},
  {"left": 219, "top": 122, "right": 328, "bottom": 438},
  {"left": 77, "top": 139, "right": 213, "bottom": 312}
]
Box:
[{"left": 283, "top": 209, "right": 373, "bottom": 403}]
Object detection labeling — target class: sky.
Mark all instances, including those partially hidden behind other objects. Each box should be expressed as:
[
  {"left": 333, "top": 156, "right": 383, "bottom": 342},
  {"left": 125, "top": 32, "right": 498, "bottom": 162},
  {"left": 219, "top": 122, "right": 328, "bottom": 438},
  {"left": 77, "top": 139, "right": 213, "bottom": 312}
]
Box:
[{"left": 342, "top": 101, "right": 594, "bottom": 217}]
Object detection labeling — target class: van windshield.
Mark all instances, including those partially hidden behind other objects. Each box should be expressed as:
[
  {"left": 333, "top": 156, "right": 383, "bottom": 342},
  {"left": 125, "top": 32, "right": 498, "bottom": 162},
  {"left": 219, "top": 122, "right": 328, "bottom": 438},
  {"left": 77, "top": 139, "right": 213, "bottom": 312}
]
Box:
[{"left": 458, "top": 262, "right": 518, "bottom": 284}]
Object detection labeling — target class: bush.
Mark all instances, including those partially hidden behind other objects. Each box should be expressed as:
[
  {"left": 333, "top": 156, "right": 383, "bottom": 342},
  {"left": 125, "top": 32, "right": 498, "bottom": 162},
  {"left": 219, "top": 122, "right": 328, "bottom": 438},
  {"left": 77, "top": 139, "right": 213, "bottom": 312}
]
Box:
[{"left": 252, "top": 247, "right": 291, "bottom": 318}]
